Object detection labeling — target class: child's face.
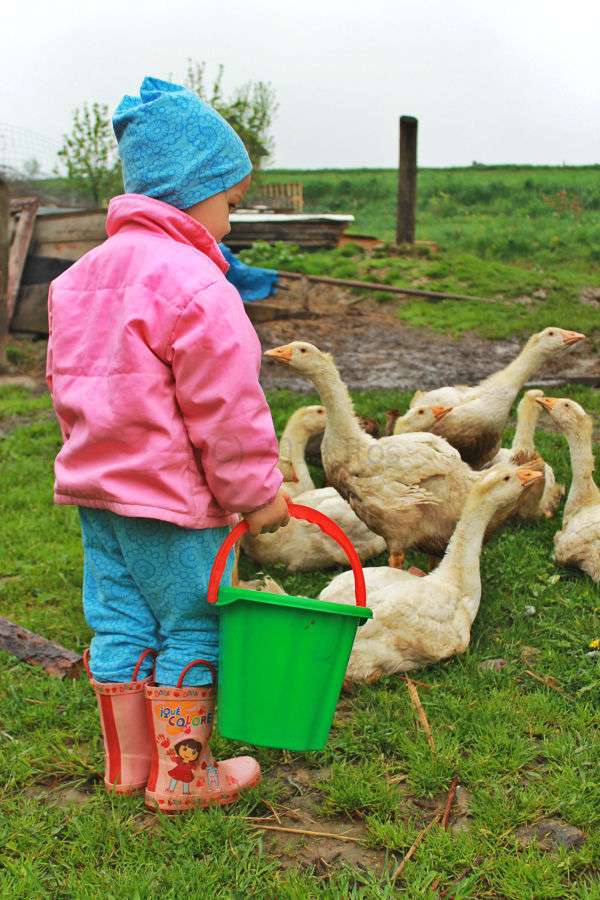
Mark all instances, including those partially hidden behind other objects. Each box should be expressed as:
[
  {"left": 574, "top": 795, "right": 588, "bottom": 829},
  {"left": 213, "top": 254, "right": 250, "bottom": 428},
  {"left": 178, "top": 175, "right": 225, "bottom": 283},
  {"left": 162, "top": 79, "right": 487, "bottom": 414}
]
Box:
[{"left": 184, "top": 174, "right": 251, "bottom": 242}]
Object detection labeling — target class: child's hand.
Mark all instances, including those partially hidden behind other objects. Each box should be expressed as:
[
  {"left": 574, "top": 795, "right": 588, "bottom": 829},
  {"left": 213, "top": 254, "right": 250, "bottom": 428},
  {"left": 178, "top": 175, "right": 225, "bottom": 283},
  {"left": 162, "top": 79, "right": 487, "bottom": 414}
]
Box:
[{"left": 243, "top": 488, "right": 291, "bottom": 536}]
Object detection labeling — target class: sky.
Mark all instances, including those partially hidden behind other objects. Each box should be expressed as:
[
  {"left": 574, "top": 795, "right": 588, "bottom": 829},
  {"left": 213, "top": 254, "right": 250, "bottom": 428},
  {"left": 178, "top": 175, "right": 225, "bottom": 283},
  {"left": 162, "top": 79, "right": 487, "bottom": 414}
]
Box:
[{"left": 2, "top": 0, "right": 599, "bottom": 174}]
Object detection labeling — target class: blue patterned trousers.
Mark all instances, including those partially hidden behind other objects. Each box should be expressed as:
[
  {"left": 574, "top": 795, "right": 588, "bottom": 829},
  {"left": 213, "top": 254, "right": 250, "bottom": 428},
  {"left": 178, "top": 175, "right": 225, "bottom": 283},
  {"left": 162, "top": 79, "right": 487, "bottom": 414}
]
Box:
[{"left": 78, "top": 508, "right": 234, "bottom": 686}]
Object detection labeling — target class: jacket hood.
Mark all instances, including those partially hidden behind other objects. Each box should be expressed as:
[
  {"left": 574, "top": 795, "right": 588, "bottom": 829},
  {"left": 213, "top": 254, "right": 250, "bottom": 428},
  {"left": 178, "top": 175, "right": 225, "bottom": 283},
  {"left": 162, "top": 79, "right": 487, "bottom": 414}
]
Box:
[{"left": 106, "top": 193, "right": 229, "bottom": 274}]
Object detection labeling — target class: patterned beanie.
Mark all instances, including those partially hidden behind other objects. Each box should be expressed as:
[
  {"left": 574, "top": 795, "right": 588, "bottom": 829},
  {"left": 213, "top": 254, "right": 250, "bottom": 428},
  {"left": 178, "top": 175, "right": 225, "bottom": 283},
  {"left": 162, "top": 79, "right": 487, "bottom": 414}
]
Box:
[{"left": 112, "top": 76, "right": 252, "bottom": 209}]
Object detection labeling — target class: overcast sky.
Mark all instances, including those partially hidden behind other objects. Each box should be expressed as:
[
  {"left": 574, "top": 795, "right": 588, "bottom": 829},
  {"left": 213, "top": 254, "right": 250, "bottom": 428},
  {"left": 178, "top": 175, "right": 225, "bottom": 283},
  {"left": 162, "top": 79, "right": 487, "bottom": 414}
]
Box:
[{"left": 2, "top": 0, "right": 599, "bottom": 173}]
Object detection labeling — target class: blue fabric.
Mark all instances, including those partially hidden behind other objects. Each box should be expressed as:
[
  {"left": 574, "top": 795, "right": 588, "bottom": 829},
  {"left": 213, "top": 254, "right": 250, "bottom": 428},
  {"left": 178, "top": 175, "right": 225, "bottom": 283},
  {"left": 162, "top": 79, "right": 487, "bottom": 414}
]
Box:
[
  {"left": 79, "top": 508, "right": 235, "bottom": 686},
  {"left": 220, "top": 244, "right": 279, "bottom": 301},
  {"left": 113, "top": 77, "right": 252, "bottom": 209}
]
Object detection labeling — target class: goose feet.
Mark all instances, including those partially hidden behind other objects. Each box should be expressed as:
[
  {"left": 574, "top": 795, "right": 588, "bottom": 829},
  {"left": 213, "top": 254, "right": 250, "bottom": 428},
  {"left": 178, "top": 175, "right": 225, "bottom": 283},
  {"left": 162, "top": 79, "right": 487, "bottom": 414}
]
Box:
[{"left": 389, "top": 552, "right": 405, "bottom": 569}]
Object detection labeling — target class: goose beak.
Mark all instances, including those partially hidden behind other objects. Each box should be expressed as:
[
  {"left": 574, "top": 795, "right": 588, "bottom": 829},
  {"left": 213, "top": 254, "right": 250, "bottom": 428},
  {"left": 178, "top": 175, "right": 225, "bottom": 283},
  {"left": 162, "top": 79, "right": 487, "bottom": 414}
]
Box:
[
  {"left": 516, "top": 467, "right": 544, "bottom": 488},
  {"left": 535, "top": 396, "right": 559, "bottom": 412},
  {"left": 265, "top": 344, "right": 293, "bottom": 364},
  {"left": 431, "top": 405, "right": 452, "bottom": 420},
  {"left": 561, "top": 329, "right": 585, "bottom": 346}
]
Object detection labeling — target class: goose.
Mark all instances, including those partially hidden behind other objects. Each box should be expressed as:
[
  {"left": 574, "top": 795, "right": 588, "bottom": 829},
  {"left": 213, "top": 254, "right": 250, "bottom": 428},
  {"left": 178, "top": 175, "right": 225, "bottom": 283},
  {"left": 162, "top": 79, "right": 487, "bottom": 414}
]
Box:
[
  {"left": 277, "top": 405, "right": 327, "bottom": 497},
  {"left": 408, "top": 328, "right": 585, "bottom": 468},
  {"left": 264, "top": 341, "right": 494, "bottom": 568},
  {"left": 242, "top": 403, "right": 386, "bottom": 572},
  {"left": 318, "top": 465, "right": 543, "bottom": 683},
  {"left": 487, "top": 389, "right": 565, "bottom": 519},
  {"left": 240, "top": 482, "right": 387, "bottom": 572},
  {"left": 392, "top": 404, "right": 452, "bottom": 435},
  {"left": 536, "top": 396, "right": 600, "bottom": 582}
]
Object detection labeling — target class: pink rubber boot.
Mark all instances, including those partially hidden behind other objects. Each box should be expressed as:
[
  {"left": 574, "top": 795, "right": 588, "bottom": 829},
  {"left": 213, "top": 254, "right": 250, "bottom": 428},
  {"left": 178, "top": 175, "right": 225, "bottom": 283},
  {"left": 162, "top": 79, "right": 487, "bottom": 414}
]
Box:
[
  {"left": 83, "top": 648, "right": 156, "bottom": 795},
  {"left": 145, "top": 660, "right": 261, "bottom": 813}
]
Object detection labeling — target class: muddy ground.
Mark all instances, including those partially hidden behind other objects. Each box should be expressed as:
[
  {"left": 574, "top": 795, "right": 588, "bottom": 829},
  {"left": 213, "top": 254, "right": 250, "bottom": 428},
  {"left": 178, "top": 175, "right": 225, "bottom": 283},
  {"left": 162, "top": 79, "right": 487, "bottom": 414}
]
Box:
[{"left": 253, "top": 280, "right": 599, "bottom": 394}]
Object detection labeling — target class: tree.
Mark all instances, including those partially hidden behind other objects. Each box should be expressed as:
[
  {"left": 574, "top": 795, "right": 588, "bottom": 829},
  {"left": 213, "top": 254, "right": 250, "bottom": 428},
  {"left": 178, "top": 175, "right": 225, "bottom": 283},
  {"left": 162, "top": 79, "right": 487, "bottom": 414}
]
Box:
[
  {"left": 56, "top": 102, "right": 122, "bottom": 206},
  {"left": 184, "top": 61, "right": 278, "bottom": 172}
]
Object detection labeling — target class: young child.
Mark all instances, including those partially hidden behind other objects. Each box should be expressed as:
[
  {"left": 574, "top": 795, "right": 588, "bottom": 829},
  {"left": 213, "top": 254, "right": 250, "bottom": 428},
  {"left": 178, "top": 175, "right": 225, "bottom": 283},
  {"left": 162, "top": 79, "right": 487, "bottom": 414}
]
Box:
[{"left": 46, "top": 77, "right": 289, "bottom": 809}]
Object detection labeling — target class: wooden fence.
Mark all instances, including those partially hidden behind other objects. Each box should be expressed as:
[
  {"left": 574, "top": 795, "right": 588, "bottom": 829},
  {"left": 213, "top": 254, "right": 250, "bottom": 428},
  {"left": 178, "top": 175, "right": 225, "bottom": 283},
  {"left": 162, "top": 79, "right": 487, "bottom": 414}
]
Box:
[{"left": 254, "top": 182, "right": 303, "bottom": 212}]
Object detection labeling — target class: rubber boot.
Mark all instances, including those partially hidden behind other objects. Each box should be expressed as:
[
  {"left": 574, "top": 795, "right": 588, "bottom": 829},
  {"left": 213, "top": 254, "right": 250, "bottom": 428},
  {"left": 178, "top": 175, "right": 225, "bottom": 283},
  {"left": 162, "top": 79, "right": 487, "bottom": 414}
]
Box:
[
  {"left": 83, "top": 647, "right": 156, "bottom": 795},
  {"left": 145, "top": 660, "right": 261, "bottom": 813}
]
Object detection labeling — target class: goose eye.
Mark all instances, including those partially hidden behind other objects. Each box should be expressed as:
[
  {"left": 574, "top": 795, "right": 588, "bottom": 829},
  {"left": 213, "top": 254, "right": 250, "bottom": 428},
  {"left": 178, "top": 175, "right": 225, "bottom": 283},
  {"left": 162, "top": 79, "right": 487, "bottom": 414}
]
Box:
[
  {"left": 548, "top": 330, "right": 554, "bottom": 335},
  {"left": 299, "top": 347, "right": 307, "bottom": 353},
  {"left": 564, "top": 402, "right": 570, "bottom": 408},
  {"left": 503, "top": 475, "right": 510, "bottom": 481},
  {"left": 418, "top": 409, "right": 424, "bottom": 415}
]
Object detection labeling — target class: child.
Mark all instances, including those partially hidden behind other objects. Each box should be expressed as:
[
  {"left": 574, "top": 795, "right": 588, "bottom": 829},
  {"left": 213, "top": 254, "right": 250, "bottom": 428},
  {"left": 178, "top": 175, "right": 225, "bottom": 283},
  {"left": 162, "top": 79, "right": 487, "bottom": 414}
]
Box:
[{"left": 46, "top": 77, "right": 290, "bottom": 809}]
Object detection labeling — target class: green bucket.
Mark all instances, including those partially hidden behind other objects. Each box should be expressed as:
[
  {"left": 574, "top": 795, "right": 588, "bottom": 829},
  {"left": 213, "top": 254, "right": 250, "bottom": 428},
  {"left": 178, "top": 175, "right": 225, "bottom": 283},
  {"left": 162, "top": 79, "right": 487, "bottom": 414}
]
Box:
[{"left": 207, "top": 502, "right": 373, "bottom": 751}]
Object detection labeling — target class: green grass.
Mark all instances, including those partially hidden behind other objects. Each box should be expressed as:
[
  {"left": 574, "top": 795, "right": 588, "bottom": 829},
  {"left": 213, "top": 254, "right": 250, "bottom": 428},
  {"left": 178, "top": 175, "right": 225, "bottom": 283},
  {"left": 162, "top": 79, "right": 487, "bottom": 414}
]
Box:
[
  {"left": 241, "top": 165, "right": 600, "bottom": 344},
  {"left": 2, "top": 379, "right": 600, "bottom": 898}
]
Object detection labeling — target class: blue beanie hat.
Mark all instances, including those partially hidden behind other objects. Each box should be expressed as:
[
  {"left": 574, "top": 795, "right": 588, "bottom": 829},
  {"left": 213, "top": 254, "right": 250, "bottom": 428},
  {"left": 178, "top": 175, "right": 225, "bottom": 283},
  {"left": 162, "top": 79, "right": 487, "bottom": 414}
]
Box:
[{"left": 112, "top": 76, "right": 252, "bottom": 209}]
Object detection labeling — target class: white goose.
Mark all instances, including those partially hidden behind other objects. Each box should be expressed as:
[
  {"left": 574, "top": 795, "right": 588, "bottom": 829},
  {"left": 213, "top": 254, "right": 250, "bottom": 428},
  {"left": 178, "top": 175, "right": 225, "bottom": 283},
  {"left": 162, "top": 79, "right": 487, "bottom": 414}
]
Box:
[
  {"left": 408, "top": 328, "right": 585, "bottom": 468},
  {"left": 488, "top": 389, "right": 564, "bottom": 519},
  {"left": 318, "top": 465, "right": 543, "bottom": 683},
  {"left": 241, "top": 405, "right": 386, "bottom": 572},
  {"left": 276, "top": 405, "right": 327, "bottom": 497},
  {"left": 392, "top": 403, "right": 452, "bottom": 435},
  {"left": 536, "top": 396, "right": 600, "bottom": 582},
  {"left": 264, "top": 341, "right": 489, "bottom": 567}
]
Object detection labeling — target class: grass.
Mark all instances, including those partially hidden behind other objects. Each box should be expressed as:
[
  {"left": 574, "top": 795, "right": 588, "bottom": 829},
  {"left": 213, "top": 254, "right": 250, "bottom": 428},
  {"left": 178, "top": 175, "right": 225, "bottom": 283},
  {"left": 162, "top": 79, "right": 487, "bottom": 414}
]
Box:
[
  {"left": 2, "top": 377, "right": 600, "bottom": 898},
  {"left": 3, "top": 163, "right": 600, "bottom": 895},
  {"left": 241, "top": 165, "right": 600, "bottom": 345}
]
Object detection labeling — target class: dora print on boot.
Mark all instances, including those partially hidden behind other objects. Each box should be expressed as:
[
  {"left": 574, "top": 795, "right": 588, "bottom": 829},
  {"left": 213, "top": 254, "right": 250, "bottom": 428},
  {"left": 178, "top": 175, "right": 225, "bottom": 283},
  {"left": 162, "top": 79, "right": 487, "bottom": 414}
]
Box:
[{"left": 145, "top": 661, "right": 261, "bottom": 812}]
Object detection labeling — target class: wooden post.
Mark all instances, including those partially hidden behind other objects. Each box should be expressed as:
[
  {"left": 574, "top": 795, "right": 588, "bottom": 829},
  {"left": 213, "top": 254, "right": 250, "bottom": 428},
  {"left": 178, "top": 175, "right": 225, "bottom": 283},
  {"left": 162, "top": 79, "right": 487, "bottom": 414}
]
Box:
[
  {"left": 396, "top": 116, "right": 418, "bottom": 245},
  {"left": 0, "top": 177, "right": 9, "bottom": 371}
]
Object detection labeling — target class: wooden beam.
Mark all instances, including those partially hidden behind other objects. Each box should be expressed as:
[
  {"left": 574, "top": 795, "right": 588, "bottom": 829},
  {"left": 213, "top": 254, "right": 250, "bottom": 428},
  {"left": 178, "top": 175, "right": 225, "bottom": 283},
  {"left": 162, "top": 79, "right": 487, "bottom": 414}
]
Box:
[
  {"left": 0, "top": 177, "right": 9, "bottom": 369},
  {"left": 396, "top": 116, "right": 418, "bottom": 245},
  {"left": 8, "top": 198, "right": 39, "bottom": 318},
  {"left": 0, "top": 616, "right": 83, "bottom": 680},
  {"left": 276, "top": 270, "right": 495, "bottom": 304}
]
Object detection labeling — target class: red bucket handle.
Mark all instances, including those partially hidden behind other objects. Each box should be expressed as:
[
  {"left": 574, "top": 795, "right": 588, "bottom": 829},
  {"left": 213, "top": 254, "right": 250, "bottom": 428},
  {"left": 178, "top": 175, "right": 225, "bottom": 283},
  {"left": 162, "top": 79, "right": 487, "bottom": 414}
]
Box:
[
  {"left": 82, "top": 647, "right": 157, "bottom": 683},
  {"left": 176, "top": 659, "right": 217, "bottom": 689},
  {"left": 207, "top": 501, "right": 367, "bottom": 608}
]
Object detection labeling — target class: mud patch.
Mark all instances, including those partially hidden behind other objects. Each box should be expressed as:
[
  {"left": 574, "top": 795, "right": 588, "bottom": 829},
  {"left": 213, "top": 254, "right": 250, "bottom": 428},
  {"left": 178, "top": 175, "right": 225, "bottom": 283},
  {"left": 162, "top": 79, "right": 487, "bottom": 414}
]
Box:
[
  {"left": 250, "top": 763, "right": 393, "bottom": 877},
  {"left": 253, "top": 281, "right": 598, "bottom": 394}
]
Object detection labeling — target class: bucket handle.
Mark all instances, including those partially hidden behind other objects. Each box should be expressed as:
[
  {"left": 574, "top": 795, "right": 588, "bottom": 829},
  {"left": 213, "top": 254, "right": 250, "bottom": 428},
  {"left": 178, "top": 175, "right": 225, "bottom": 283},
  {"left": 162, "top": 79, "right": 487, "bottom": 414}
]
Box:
[
  {"left": 207, "top": 501, "right": 367, "bottom": 608},
  {"left": 82, "top": 647, "right": 157, "bottom": 683},
  {"left": 176, "top": 659, "right": 217, "bottom": 689}
]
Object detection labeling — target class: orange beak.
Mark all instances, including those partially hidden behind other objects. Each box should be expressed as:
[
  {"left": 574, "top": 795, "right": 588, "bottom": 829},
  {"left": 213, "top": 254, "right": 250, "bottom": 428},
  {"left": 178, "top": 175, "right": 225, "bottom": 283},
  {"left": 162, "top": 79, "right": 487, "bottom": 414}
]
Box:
[
  {"left": 535, "top": 396, "right": 559, "bottom": 412},
  {"left": 264, "top": 344, "right": 293, "bottom": 363},
  {"left": 561, "top": 329, "right": 585, "bottom": 346},
  {"left": 516, "top": 467, "right": 544, "bottom": 488},
  {"left": 431, "top": 405, "right": 452, "bottom": 420}
]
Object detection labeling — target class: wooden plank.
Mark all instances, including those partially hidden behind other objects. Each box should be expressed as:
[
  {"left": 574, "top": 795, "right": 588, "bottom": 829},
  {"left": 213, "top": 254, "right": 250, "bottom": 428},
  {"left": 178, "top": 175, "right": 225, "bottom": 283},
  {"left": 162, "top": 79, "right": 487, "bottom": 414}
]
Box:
[
  {"left": 277, "top": 270, "right": 495, "bottom": 303},
  {"left": 31, "top": 240, "right": 104, "bottom": 261},
  {"left": 244, "top": 304, "right": 319, "bottom": 324},
  {"left": 10, "top": 283, "right": 50, "bottom": 333},
  {"left": 0, "top": 615, "right": 83, "bottom": 680},
  {"left": 0, "top": 178, "right": 9, "bottom": 369},
  {"left": 7, "top": 198, "right": 39, "bottom": 317},
  {"left": 20, "top": 255, "right": 73, "bottom": 285},
  {"left": 33, "top": 210, "right": 108, "bottom": 243}
]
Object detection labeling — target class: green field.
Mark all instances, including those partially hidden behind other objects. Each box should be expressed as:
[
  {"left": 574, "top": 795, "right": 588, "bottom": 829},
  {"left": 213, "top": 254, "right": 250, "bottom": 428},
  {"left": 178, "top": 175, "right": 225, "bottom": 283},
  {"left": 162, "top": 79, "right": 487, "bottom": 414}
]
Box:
[
  {"left": 241, "top": 165, "right": 600, "bottom": 343},
  {"left": 2, "top": 165, "right": 600, "bottom": 897}
]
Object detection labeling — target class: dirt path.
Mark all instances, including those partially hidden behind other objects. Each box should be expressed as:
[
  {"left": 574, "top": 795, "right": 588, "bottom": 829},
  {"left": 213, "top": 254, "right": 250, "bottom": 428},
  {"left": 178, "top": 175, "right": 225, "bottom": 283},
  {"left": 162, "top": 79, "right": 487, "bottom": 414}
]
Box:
[{"left": 253, "top": 281, "right": 599, "bottom": 394}]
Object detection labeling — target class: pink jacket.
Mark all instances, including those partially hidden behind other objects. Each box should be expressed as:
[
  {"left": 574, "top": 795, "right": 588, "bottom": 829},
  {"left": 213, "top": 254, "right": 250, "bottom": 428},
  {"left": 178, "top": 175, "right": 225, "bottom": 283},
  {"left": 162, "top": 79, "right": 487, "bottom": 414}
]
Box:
[{"left": 46, "top": 193, "right": 282, "bottom": 529}]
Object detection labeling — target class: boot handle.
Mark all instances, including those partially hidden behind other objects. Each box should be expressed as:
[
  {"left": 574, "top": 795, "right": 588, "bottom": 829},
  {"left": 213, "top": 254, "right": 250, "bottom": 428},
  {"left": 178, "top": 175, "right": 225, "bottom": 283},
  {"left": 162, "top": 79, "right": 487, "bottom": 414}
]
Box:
[
  {"left": 207, "top": 501, "right": 367, "bottom": 607},
  {"left": 82, "top": 647, "right": 157, "bottom": 683},
  {"left": 176, "top": 659, "right": 217, "bottom": 688}
]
